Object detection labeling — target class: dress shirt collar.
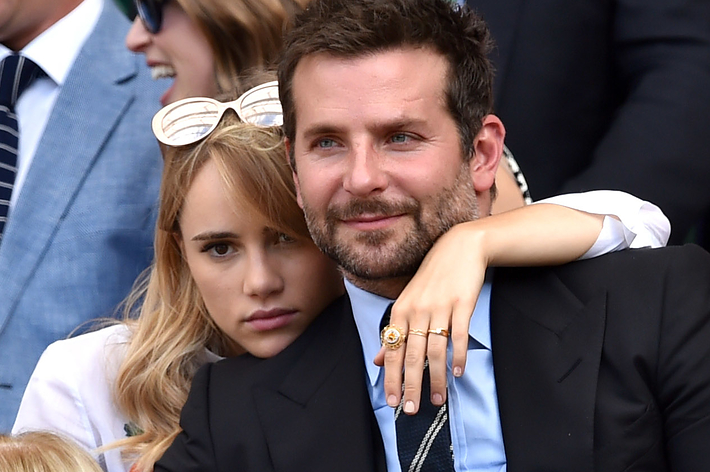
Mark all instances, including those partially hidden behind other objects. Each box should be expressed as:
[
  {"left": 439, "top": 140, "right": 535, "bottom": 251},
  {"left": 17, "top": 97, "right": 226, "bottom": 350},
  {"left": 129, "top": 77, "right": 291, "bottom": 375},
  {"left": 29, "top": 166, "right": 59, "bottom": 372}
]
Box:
[
  {"left": 346, "top": 270, "right": 493, "bottom": 388},
  {"left": 0, "top": 0, "right": 103, "bottom": 86}
]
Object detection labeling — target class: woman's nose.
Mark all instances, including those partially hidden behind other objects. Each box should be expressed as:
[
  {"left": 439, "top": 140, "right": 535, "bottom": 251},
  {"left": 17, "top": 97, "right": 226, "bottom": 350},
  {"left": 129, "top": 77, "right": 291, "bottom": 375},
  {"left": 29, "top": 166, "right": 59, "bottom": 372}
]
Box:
[
  {"left": 125, "top": 17, "right": 151, "bottom": 52},
  {"left": 243, "top": 253, "right": 285, "bottom": 299}
]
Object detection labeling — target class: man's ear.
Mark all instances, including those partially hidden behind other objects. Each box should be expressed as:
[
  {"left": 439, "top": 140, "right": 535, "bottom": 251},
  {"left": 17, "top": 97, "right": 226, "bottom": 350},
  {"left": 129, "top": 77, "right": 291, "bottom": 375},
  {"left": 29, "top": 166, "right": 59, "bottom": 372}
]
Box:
[
  {"left": 469, "top": 114, "right": 506, "bottom": 193},
  {"left": 285, "top": 137, "right": 304, "bottom": 209}
]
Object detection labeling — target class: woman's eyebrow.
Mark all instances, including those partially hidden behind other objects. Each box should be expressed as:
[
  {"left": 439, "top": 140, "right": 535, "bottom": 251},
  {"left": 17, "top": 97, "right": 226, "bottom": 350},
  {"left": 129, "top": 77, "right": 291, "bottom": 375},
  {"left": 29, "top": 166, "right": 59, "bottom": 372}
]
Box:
[{"left": 191, "top": 231, "right": 239, "bottom": 241}]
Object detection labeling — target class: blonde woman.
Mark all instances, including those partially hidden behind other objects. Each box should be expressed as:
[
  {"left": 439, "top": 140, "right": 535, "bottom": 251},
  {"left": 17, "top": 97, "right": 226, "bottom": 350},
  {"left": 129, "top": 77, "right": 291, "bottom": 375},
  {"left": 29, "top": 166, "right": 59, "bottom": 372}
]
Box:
[
  {"left": 14, "top": 93, "right": 666, "bottom": 471},
  {"left": 0, "top": 431, "right": 102, "bottom": 472}
]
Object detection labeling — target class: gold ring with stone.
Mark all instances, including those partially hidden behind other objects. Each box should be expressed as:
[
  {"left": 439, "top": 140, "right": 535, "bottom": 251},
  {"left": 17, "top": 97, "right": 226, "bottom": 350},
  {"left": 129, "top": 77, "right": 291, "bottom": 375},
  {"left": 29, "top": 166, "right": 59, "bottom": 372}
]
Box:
[
  {"left": 381, "top": 324, "right": 407, "bottom": 350},
  {"left": 408, "top": 329, "right": 428, "bottom": 338},
  {"left": 428, "top": 328, "right": 449, "bottom": 337}
]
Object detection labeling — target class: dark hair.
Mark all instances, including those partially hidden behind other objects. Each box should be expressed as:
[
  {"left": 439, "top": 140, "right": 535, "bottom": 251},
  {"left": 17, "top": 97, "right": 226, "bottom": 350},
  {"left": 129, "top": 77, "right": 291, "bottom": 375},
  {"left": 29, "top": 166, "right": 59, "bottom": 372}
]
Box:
[{"left": 278, "top": 0, "right": 494, "bottom": 161}]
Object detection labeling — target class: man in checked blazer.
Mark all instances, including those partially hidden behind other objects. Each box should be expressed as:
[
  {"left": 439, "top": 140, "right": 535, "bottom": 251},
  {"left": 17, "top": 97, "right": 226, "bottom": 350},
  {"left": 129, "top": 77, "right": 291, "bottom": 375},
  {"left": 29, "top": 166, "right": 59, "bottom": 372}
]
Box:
[
  {"left": 0, "top": 0, "right": 167, "bottom": 431},
  {"left": 156, "top": 0, "right": 710, "bottom": 470}
]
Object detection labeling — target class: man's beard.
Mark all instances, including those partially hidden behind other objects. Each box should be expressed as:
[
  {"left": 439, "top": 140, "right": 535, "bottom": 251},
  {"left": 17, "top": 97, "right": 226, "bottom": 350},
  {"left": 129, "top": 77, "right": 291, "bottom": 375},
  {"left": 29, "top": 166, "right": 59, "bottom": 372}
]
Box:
[{"left": 301, "top": 164, "right": 479, "bottom": 281}]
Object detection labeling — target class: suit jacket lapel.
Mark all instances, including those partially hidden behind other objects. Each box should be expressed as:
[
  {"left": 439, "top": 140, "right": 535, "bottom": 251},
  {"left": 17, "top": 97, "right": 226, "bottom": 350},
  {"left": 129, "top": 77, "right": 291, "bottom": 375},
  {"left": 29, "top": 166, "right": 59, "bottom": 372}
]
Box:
[
  {"left": 0, "top": 2, "right": 136, "bottom": 328},
  {"left": 467, "top": 0, "right": 526, "bottom": 102},
  {"left": 253, "top": 295, "right": 387, "bottom": 472},
  {"left": 491, "top": 267, "right": 606, "bottom": 472}
]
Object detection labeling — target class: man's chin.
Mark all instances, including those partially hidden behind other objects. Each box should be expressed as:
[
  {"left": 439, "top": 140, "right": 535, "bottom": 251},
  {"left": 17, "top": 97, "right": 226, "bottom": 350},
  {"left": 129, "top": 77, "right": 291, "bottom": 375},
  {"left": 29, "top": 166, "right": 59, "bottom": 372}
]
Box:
[{"left": 334, "top": 245, "right": 425, "bottom": 280}]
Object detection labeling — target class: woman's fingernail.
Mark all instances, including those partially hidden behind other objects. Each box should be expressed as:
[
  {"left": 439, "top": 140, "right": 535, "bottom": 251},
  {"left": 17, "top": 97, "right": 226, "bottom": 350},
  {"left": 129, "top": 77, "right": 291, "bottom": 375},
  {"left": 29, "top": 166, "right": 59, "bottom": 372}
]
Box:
[
  {"left": 387, "top": 395, "right": 398, "bottom": 407},
  {"left": 432, "top": 393, "right": 443, "bottom": 405},
  {"left": 453, "top": 366, "right": 463, "bottom": 377},
  {"left": 404, "top": 401, "right": 416, "bottom": 413}
]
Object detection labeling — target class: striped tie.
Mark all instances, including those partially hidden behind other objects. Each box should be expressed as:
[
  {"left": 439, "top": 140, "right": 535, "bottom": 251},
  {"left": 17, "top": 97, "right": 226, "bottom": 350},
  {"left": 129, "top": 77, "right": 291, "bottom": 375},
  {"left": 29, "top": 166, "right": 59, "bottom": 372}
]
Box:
[
  {"left": 0, "top": 54, "right": 44, "bottom": 240},
  {"left": 381, "top": 305, "right": 456, "bottom": 472}
]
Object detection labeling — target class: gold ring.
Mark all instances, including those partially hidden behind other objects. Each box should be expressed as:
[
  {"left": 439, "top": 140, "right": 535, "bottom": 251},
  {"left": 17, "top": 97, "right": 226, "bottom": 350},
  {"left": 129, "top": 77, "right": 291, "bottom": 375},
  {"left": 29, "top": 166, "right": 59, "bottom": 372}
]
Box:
[
  {"left": 408, "top": 328, "right": 428, "bottom": 337},
  {"left": 428, "top": 328, "right": 449, "bottom": 337},
  {"left": 381, "top": 324, "right": 406, "bottom": 350}
]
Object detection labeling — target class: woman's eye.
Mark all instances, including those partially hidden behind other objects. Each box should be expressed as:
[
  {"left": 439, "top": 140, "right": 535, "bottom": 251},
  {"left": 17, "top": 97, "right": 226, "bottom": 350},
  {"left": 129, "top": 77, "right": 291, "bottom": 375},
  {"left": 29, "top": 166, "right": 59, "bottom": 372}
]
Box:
[{"left": 202, "top": 242, "right": 233, "bottom": 257}]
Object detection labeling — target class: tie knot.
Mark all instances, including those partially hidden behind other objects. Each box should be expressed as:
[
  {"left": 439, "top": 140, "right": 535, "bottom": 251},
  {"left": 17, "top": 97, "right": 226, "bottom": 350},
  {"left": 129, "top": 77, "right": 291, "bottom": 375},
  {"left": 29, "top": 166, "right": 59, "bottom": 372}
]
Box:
[{"left": 0, "top": 54, "right": 44, "bottom": 108}]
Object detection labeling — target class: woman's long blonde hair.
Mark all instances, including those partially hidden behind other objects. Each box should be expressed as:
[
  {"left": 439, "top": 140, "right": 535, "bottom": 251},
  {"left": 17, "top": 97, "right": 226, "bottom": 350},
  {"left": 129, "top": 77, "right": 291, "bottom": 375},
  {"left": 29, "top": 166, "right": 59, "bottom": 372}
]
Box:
[
  {"left": 110, "top": 115, "right": 310, "bottom": 471},
  {"left": 174, "top": 0, "right": 310, "bottom": 95},
  {"left": 0, "top": 431, "right": 103, "bottom": 472}
]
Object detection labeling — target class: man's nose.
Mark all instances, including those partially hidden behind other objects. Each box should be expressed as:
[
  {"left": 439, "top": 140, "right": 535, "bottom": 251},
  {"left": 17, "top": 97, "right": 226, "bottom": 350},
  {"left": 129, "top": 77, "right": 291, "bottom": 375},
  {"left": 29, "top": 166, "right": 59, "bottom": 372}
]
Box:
[{"left": 343, "top": 145, "right": 388, "bottom": 197}]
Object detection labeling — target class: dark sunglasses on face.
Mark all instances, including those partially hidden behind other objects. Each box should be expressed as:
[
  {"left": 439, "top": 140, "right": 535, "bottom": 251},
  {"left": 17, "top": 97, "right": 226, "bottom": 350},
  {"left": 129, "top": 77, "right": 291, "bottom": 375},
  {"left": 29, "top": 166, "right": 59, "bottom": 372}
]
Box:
[{"left": 135, "top": 0, "right": 166, "bottom": 34}]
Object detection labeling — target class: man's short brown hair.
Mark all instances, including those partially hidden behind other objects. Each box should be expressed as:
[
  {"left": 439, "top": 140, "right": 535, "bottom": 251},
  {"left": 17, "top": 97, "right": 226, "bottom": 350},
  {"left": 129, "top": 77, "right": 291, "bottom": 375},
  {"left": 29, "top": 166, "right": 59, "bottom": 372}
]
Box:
[{"left": 278, "top": 0, "right": 495, "bottom": 161}]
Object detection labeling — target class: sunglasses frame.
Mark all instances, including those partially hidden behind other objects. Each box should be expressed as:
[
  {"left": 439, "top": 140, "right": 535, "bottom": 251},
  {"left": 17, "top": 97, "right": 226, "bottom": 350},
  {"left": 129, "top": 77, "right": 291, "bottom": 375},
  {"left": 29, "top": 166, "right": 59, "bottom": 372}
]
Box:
[
  {"left": 152, "top": 80, "right": 282, "bottom": 147},
  {"left": 135, "top": 0, "right": 165, "bottom": 34}
]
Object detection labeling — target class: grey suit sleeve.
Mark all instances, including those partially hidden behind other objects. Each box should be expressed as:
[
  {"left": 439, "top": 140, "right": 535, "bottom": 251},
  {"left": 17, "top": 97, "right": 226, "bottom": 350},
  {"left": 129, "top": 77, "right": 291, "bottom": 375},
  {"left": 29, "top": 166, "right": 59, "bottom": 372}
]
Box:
[
  {"left": 561, "top": 0, "right": 710, "bottom": 240},
  {"left": 154, "top": 363, "right": 219, "bottom": 472}
]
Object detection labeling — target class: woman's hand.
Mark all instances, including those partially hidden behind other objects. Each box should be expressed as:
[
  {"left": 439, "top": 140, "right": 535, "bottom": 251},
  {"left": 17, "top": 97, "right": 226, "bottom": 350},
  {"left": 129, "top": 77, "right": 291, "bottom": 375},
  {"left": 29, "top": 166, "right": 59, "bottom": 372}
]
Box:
[
  {"left": 374, "top": 224, "right": 488, "bottom": 413},
  {"left": 375, "top": 204, "right": 604, "bottom": 414}
]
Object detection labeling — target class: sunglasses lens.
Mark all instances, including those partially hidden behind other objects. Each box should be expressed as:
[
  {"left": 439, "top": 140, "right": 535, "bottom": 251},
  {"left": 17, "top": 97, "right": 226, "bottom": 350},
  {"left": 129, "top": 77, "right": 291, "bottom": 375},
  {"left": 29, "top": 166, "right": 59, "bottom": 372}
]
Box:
[
  {"left": 238, "top": 82, "right": 283, "bottom": 127},
  {"left": 157, "top": 100, "right": 221, "bottom": 146},
  {"left": 136, "top": 0, "right": 162, "bottom": 34}
]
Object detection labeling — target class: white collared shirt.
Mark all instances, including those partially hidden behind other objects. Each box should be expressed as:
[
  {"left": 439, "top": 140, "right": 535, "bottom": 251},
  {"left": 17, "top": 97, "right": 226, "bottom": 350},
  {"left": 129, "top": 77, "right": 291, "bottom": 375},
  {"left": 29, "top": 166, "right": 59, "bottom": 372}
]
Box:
[
  {"left": 349, "top": 279, "right": 506, "bottom": 472},
  {"left": 0, "top": 0, "right": 103, "bottom": 211}
]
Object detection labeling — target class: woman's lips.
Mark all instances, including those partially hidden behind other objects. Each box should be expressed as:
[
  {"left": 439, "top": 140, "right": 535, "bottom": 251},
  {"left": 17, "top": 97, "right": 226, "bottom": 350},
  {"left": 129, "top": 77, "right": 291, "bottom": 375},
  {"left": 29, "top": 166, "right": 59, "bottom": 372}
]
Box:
[
  {"left": 149, "top": 64, "right": 176, "bottom": 106},
  {"left": 150, "top": 64, "right": 176, "bottom": 80},
  {"left": 245, "top": 309, "right": 298, "bottom": 331}
]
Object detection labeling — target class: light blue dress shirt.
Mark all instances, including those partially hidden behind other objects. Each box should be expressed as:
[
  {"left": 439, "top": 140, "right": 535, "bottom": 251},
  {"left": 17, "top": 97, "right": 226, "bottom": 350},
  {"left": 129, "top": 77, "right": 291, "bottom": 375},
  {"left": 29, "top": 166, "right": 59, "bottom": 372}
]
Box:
[{"left": 346, "top": 279, "right": 507, "bottom": 472}]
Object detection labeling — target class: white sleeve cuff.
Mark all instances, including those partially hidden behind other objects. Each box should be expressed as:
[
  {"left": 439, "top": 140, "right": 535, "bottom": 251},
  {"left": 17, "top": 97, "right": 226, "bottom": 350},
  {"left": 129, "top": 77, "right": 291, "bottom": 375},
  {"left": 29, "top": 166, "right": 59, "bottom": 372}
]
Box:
[{"left": 533, "top": 190, "right": 671, "bottom": 259}]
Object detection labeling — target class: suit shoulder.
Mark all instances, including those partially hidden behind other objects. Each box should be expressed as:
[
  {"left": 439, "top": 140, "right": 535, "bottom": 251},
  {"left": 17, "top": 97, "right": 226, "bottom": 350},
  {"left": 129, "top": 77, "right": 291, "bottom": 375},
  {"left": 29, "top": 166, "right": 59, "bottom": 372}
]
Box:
[
  {"left": 494, "top": 245, "right": 710, "bottom": 302},
  {"left": 40, "top": 324, "right": 130, "bottom": 370},
  {"left": 210, "top": 354, "right": 264, "bottom": 384},
  {"left": 562, "top": 245, "right": 710, "bottom": 277},
  {"left": 78, "top": 0, "right": 168, "bottom": 99}
]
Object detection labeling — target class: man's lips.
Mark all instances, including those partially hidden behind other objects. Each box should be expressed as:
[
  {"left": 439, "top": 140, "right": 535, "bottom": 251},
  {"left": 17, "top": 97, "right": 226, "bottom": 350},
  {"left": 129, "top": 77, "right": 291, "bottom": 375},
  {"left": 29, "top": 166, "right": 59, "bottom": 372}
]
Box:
[
  {"left": 341, "top": 213, "right": 404, "bottom": 231},
  {"left": 245, "top": 308, "right": 297, "bottom": 331}
]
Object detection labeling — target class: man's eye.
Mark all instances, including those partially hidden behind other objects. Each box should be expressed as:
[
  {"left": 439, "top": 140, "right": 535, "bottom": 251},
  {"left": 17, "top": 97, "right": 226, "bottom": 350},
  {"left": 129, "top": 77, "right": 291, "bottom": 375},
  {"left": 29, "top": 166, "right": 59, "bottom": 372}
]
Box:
[
  {"left": 277, "top": 232, "right": 297, "bottom": 244},
  {"left": 316, "top": 138, "right": 337, "bottom": 148},
  {"left": 390, "top": 133, "right": 413, "bottom": 144}
]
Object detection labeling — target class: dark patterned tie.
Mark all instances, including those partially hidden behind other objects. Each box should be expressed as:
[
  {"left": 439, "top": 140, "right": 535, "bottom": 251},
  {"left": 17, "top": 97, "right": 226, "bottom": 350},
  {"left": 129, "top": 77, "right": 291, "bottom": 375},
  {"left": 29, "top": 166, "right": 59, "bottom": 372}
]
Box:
[
  {"left": 380, "top": 304, "right": 456, "bottom": 472},
  {"left": 0, "top": 54, "right": 44, "bottom": 240}
]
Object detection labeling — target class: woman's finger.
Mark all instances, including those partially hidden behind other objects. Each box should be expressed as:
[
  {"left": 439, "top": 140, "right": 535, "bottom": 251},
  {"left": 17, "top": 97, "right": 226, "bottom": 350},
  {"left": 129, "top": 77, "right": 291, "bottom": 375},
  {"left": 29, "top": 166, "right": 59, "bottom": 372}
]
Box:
[
  {"left": 400, "top": 328, "right": 428, "bottom": 414},
  {"left": 382, "top": 344, "right": 406, "bottom": 407},
  {"left": 426, "top": 312, "right": 450, "bottom": 405},
  {"left": 451, "top": 296, "right": 476, "bottom": 377}
]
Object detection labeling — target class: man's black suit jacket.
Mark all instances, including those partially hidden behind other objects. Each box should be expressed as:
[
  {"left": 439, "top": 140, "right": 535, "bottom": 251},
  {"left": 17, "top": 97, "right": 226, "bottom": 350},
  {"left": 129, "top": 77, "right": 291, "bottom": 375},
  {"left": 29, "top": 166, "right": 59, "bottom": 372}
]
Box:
[
  {"left": 470, "top": 0, "right": 710, "bottom": 242},
  {"left": 156, "top": 245, "right": 710, "bottom": 471}
]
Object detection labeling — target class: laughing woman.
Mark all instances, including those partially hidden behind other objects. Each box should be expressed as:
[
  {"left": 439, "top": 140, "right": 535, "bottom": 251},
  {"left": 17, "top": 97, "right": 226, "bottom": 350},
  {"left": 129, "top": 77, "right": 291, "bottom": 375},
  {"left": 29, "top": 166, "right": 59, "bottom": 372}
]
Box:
[{"left": 125, "top": 0, "right": 306, "bottom": 104}]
